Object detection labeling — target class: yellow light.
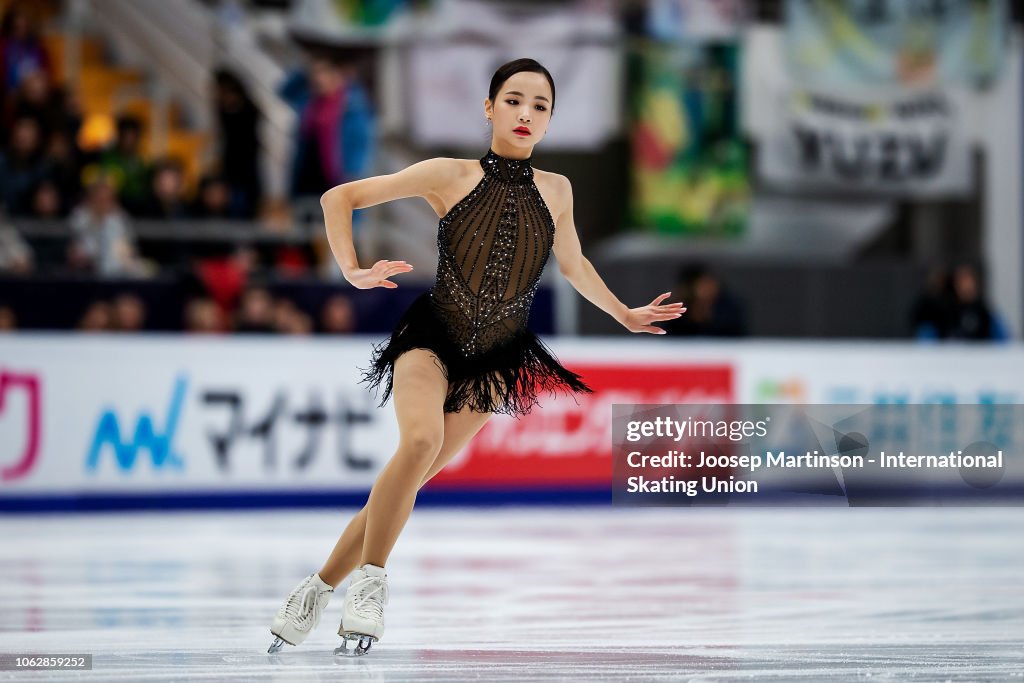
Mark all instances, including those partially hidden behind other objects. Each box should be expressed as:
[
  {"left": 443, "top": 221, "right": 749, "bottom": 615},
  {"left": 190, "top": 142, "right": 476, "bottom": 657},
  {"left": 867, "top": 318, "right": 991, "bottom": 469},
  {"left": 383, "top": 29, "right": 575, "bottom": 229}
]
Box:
[{"left": 77, "top": 114, "right": 116, "bottom": 151}]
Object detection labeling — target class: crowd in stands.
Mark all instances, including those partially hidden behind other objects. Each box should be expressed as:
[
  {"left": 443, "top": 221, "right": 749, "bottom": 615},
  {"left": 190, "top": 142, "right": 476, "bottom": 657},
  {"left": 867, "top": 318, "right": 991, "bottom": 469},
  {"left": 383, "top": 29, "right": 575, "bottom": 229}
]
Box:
[
  {"left": 0, "top": 285, "right": 357, "bottom": 335},
  {"left": 69, "top": 286, "right": 356, "bottom": 335},
  {"left": 0, "top": 5, "right": 267, "bottom": 284},
  {"left": 0, "top": 3, "right": 1015, "bottom": 342},
  {"left": 0, "top": 3, "right": 379, "bottom": 334},
  {"left": 1, "top": 7, "right": 264, "bottom": 225}
]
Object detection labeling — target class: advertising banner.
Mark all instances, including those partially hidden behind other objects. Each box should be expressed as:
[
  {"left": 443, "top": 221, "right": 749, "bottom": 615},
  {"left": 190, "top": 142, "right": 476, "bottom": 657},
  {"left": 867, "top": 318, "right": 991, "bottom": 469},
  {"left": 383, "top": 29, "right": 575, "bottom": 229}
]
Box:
[
  {"left": 430, "top": 362, "right": 733, "bottom": 488},
  {"left": 3, "top": 336, "right": 1024, "bottom": 509},
  {"left": 0, "top": 338, "right": 391, "bottom": 495}
]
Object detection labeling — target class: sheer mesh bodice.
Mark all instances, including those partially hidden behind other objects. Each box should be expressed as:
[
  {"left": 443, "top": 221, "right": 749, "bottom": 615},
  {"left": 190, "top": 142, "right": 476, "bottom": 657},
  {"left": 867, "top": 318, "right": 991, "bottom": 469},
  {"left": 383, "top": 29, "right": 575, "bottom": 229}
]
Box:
[
  {"left": 358, "top": 147, "right": 592, "bottom": 417},
  {"left": 430, "top": 148, "right": 555, "bottom": 357}
]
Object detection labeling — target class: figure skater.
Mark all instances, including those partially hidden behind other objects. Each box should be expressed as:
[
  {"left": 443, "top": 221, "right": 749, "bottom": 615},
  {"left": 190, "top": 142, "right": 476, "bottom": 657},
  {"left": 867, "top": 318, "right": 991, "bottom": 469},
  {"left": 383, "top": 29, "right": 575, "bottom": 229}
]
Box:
[{"left": 268, "top": 58, "right": 686, "bottom": 656}]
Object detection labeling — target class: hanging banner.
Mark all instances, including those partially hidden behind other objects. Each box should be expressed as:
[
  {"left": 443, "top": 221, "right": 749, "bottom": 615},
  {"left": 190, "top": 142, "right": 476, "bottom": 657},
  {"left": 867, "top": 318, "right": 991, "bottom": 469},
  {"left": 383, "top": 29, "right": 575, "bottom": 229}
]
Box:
[
  {"left": 408, "top": 42, "right": 620, "bottom": 150},
  {"left": 645, "top": 0, "right": 747, "bottom": 42},
  {"left": 403, "top": 1, "right": 620, "bottom": 150},
  {"left": 785, "top": 0, "right": 1009, "bottom": 89},
  {"left": 628, "top": 42, "right": 750, "bottom": 236},
  {"left": 757, "top": 85, "right": 973, "bottom": 196}
]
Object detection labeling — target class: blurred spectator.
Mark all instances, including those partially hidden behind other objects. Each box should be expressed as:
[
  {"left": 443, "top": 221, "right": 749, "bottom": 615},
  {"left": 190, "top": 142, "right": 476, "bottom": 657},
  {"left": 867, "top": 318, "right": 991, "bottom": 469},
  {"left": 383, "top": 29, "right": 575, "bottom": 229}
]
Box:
[
  {"left": 213, "top": 68, "right": 262, "bottom": 218},
  {"left": 910, "top": 263, "right": 1009, "bottom": 342},
  {"left": 111, "top": 292, "right": 146, "bottom": 332},
  {"left": 235, "top": 286, "right": 276, "bottom": 333},
  {"left": 30, "top": 179, "right": 62, "bottom": 218},
  {"left": 278, "top": 54, "right": 375, "bottom": 199},
  {"left": 77, "top": 299, "right": 113, "bottom": 332},
  {"left": 0, "top": 211, "right": 34, "bottom": 272},
  {"left": 286, "top": 311, "right": 313, "bottom": 335},
  {"left": 910, "top": 266, "right": 951, "bottom": 340},
  {"left": 664, "top": 263, "right": 747, "bottom": 337},
  {"left": 272, "top": 297, "right": 312, "bottom": 335},
  {"left": 273, "top": 244, "right": 310, "bottom": 277},
  {"left": 192, "top": 173, "right": 232, "bottom": 219},
  {"left": 84, "top": 115, "right": 149, "bottom": 213},
  {"left": 68, "top": 177, "right": 144, "bottom": 277},
  {"left": 320, "top": 293, "right": 355, "bottom": 334},
  {"left": 5, "top": 67, "right": 78, "bottom": 140},
  {"left": 0, "top": 116, "right": 49, "bottom": 215},
  {"left": 141, "top": 157, "right": 190, "bottom": 219},
  {"left": 946, "top": 263, "right": 1008, "bottom": 341},
  {"left": 184, "top": 297, "right": 224, "bottom": 333},
  {"left": 43, "top": 131, "right": 83, "bottom": 213},
  {"left": 194, "top": 245, "right": 257, "bottom": 314},
  {"left": 0, "top": 305, "right": 15, "bottom": 331},
  {"left": 0, "top": 6, "right": 51, "bottom": 93}
]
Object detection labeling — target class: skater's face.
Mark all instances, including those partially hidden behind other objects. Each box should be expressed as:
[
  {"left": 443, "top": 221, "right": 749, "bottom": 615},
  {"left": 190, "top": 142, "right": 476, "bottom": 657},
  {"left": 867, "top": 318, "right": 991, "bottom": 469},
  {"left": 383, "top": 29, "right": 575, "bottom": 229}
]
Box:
[{"left": 485, "top": 71, "right": 553, "bottom": 152}]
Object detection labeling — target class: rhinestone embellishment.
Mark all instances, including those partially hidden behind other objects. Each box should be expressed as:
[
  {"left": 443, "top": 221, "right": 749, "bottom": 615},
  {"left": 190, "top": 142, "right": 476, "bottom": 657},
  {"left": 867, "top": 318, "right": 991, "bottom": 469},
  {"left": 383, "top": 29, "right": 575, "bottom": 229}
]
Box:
[{"left": 431, "top": 148, "right": 555, "bottom": 357}]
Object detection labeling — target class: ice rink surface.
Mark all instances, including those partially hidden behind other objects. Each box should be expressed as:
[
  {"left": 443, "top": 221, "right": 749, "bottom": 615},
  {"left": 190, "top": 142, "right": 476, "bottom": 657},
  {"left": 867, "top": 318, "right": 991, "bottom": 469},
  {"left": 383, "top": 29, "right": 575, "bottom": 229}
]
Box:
[{"left": 1, "top": 506, "right": 1022, "bottom": 682}]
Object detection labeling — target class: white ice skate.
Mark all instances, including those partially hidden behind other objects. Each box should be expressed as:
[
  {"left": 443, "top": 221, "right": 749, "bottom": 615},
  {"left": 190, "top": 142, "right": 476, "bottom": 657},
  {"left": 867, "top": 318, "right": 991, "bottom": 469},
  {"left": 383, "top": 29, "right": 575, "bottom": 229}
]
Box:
[
  {"left": 268, "top": 573, "right": 334, "bottom": 653},
  {"left": 335, "top": 563, "right": 388, "bottom": 657}
]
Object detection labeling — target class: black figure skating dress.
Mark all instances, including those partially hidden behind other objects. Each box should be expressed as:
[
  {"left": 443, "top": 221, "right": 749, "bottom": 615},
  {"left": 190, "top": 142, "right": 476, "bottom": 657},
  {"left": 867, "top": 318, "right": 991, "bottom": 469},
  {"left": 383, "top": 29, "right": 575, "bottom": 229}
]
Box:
[{"left": 359, "top": 147, "right": 594, "bottom": 417}]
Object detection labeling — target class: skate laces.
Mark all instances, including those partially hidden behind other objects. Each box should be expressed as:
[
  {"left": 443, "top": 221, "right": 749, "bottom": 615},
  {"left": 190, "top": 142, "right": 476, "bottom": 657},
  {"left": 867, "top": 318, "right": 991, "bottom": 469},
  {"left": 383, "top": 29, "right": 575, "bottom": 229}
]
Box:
[
  {"left": 279, "top": 578, "right": 329, "bottom": 629},
  {"left": 348, "top": 574, "right": 389, "bottom": 620}
]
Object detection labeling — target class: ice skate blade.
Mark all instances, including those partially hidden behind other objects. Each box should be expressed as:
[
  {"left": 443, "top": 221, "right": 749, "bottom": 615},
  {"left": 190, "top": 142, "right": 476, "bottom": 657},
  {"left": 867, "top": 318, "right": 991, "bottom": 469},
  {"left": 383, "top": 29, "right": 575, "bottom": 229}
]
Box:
[
  {"left": 267, "top": 635, "right": 291, "bottom": 654},
  {"left": 334, "top": 633, "right": 376, "bottom": 657}
]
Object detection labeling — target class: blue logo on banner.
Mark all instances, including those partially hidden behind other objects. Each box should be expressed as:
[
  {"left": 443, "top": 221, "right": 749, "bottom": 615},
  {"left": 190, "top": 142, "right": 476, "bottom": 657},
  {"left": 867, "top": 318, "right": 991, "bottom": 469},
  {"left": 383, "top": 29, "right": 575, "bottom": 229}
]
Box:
[{"left": 85, "top": 376, "right": 188, "bottom": 472}]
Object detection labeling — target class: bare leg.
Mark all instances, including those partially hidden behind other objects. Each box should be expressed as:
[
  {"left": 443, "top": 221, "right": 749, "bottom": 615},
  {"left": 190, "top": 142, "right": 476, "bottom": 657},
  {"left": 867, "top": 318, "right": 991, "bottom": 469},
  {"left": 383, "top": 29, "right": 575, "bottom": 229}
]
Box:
[
  {"left": 358, "top": 349, "right": 448, "bottom": 567},
  {"left": 316, "top": 506, "right": 369, "bottom": 587},
  {"left": 316, "top": 365, "right": 493, "bottom": 586}
]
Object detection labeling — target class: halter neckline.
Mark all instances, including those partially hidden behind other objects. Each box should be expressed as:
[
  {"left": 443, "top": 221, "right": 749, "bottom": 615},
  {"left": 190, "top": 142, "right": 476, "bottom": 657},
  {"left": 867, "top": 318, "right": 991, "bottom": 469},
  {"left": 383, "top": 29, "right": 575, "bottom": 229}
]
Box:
[{"left": 480, "top": 147, "right": 534, "bottom": 184}]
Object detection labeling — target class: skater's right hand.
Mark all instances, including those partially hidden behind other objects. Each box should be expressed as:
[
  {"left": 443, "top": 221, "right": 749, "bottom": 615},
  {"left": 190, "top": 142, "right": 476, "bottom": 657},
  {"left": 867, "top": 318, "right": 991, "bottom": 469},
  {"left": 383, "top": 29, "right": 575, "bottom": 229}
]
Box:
[{"left": 344, "top": 260, "right": 414, "bottom": 289}]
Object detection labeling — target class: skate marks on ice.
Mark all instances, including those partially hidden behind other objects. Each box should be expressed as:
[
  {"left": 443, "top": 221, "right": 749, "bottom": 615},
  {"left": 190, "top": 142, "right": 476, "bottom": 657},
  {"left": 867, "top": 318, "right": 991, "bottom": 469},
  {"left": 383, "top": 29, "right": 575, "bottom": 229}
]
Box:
[
  {"left": 1, "top": 644, "right": 1014, "bottom": 682},
  {"left": 0, "top": 507, "right": 1022, "bottom": 681}
]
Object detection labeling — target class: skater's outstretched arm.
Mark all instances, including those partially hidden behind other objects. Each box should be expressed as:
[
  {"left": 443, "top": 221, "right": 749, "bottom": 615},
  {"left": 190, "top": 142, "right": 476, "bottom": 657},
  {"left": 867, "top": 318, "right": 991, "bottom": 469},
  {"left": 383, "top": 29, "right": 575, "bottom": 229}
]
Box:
[
  {"left": 320, "top": 158, "right": 457, "bottom": 289},
  {"left": 550, "top": 175, "right": 686, "bottom": 335}
]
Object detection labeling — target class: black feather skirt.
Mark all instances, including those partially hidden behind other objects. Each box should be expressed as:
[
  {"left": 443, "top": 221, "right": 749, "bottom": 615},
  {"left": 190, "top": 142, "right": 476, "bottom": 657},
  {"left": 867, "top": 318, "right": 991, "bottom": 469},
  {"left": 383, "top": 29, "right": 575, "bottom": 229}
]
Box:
[{"left": 358, "top": 291, "right": 593, "bottom": 418}]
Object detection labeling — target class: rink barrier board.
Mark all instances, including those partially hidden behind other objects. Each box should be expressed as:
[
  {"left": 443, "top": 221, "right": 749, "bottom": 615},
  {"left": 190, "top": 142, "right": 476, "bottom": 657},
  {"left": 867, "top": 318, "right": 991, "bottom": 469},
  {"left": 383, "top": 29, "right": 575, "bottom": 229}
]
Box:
[
  {"left": 0, "top": 487, "right": 611, "bottom": 512},
  {"left": 1, "top": 484, "right": 1022, "bottom": 513},
  {"left": 3, "top": 335, "right": 1024, "bottom": 510}
]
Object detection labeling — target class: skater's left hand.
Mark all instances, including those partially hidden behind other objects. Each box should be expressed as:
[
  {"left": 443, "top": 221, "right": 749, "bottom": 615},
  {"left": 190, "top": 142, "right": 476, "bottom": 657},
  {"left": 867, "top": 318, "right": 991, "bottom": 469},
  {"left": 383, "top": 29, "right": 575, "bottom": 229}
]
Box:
[{"left": 620, "top": 292, "right": 686, "bottom": 335}]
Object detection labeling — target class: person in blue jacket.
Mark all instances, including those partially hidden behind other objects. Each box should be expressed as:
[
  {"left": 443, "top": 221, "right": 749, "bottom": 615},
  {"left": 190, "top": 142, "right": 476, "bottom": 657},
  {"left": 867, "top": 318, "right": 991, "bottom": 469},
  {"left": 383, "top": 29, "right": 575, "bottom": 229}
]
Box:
[{"left": 278, "top": 53, "right": 376, "bottom": 227}]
